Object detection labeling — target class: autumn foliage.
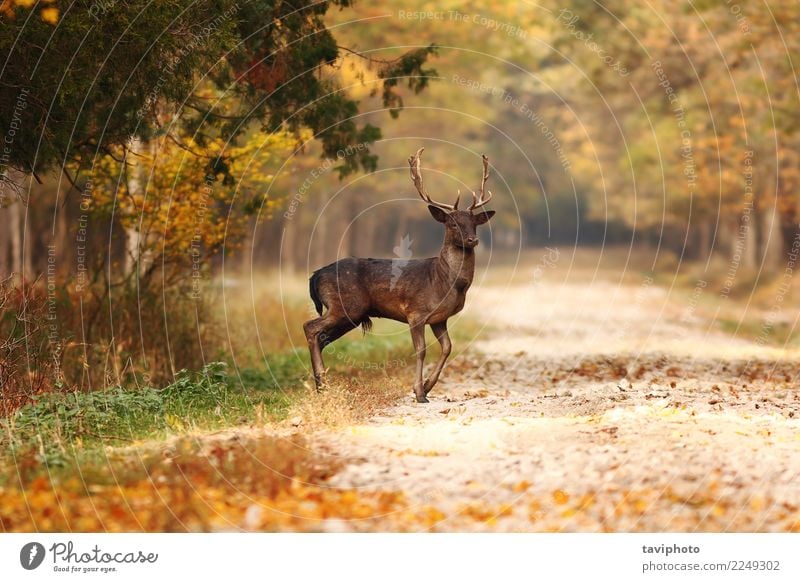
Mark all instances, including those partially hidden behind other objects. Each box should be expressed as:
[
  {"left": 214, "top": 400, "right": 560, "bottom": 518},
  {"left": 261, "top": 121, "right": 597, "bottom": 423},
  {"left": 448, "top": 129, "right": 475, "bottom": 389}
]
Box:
[{"left": 87, "top": 130, "right": 299, "bottom": 275}]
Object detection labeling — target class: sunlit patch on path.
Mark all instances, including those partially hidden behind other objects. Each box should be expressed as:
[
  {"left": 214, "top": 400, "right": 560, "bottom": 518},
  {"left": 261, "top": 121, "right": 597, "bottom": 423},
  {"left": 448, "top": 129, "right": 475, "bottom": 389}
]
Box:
[{"left": 311, "top": 280, "right": 800, "bottom": 532}]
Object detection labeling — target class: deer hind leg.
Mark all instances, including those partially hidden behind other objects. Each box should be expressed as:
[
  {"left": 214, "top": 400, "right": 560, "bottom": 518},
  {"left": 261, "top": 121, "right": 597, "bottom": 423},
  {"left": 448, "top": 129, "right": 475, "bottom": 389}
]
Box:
[
  {"left": 303, "top": 313, "right": 357, "bottom": 389},
  {"left": 423, "top": 321, "right": 451, "bottom": 396},
  {"left": 409, "top": 320, "right": 428, "bottom": 403}
]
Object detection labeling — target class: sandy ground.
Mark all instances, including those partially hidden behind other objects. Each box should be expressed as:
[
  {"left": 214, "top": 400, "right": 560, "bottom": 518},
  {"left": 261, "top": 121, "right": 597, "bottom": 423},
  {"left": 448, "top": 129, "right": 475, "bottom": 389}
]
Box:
[{"left": 311, "top": 274, "right": 800, "bottom": 532}]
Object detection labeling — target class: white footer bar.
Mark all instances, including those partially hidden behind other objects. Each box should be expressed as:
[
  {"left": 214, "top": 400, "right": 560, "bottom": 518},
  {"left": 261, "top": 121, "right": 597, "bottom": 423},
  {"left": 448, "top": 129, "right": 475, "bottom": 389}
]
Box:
[{"left": 1, "top": 533, "right": 796, "bottom": 581}]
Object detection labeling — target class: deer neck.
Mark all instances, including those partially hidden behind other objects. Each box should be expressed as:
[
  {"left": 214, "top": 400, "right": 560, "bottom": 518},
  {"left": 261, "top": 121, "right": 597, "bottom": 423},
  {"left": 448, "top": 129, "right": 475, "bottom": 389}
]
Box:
[{"left": 435, "top": 240, "right": 475, "bottom": 291}]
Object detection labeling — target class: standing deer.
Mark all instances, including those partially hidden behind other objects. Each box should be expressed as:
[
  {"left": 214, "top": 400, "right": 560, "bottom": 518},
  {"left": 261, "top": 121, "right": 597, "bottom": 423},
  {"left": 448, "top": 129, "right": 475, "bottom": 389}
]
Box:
[{"left": 303, "top": 148, "right": 495, "bottom": 402}]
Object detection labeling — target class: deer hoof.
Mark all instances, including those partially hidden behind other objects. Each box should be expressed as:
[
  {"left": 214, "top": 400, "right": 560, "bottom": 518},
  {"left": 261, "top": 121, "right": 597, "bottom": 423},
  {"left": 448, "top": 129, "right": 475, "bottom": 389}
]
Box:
[{"left": 414, "top": 391, "right": 429, "bottom": 403}]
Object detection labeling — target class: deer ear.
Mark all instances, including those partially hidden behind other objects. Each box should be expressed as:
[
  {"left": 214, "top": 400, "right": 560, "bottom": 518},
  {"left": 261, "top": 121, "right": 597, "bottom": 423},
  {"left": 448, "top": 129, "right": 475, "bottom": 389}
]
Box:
[
  {"left": 473, "top": 210, "right": 495, "bottom": 225},
  {"left": 428, "top": 205, "right": 449, "bottom": 223}
]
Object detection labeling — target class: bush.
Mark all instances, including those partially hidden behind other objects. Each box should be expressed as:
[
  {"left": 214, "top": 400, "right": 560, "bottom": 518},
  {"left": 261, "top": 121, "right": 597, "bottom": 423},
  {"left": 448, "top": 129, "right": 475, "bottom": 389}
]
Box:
[{"left": 0, "top": 276, "right": 65, "bottom": 415}]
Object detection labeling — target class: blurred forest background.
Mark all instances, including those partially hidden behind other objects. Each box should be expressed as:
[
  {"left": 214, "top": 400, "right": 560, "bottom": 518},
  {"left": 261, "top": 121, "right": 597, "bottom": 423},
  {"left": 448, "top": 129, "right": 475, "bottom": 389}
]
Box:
[{"left": 2, "top": 0, "right": 800, "bottom": 404}]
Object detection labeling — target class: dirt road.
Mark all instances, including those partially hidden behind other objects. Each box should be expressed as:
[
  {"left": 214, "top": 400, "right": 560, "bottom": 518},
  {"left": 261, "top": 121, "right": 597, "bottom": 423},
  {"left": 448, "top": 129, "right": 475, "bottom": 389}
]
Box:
[{"left": 311, "top": 269, "right": 800, "bottom": 531}]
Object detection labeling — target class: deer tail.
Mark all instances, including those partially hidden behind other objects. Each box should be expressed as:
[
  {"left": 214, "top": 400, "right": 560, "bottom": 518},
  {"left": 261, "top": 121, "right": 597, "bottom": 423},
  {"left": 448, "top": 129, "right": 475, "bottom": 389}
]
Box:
[
  {"left": 361, "top": 317, "right": 373, "bottom": 334},
  {"left": 309, "top": 270, "right": 325, "bottom": 316}
]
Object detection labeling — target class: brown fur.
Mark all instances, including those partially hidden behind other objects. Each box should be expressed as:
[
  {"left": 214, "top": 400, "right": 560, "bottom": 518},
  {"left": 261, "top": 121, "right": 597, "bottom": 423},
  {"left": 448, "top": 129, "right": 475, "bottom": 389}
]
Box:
[{"left": 304, "top": 206, "right": 494, "bottom": 402}]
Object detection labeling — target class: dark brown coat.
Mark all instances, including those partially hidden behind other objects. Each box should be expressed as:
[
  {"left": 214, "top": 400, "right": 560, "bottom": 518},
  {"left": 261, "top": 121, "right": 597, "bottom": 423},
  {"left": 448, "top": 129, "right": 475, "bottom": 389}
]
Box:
[{"left": 303, "top": 149, "right": 495, "bottom": 402}]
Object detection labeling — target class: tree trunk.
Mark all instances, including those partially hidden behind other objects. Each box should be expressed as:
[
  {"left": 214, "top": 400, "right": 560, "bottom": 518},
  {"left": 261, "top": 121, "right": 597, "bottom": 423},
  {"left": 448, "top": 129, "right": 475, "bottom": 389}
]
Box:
[
  {"left": 359, "top": 208, "right": 378, "bottom": 256},
  {"left": 775, "top": 170, "right": 799, "bottom": 265},
  {"left": 696, "top": 220, "right": 712, "bottom": 262},
  {"left": 346, "top": 197, "right": 359, "bottom": 258},
  {"left": 9, "top": 199, "right": 22, "bottom": 277},
  {"left": 240, "top": 217, "right": 255, "bottom": 276},
  {"left": 314, "top": 192, "right": 329, "bottom": 268},
  {"left": 761, "top": 202, "right": 783, "bottom": 272},
  {"left": 756, "top": 171, "right": 782, "bottom": 272},
  {"left": 22, "top": 203, "right": 34, "bottom": 280},
  {"left": 0, "top": 207, "right": 9, "bottom": 278},
  {"left": 281, "top": 213, "right": 297, "bottom": 275},
  {"left": 123, "top": 138, "right": 147, "bottom": 278},
  {"left": 738, "top": 210, "right": 757, "bottom": 271},
  {"left": 328, "top": 203, "right": 348, "bottom": 264},
  {"left": 780, "top": 218, "right": 799, "bottom": 263},
  {"left": 54, "top": 195, "right": 68, "bottom": 278}
]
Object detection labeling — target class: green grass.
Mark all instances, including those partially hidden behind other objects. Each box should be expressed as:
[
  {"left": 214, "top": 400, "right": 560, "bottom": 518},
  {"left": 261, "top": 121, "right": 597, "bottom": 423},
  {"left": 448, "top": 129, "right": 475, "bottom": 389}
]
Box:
[
  {"left": 716, "top": 317, "right": 797, "bottom": 347},
  {"left": 0, "top": 308, "right": 488, "bottom": 489},
  {"left": 0, "top": 327, "right": 419, "bottom": 481}
]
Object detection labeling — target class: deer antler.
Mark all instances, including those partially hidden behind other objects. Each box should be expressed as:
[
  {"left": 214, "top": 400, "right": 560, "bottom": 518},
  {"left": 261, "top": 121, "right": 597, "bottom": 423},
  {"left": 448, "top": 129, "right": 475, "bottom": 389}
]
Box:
[
  {"left": 468, "top": 154, "right": 492, "bottom": 211},
  {"left": 408, "top": 148, "right": 459, "bottom": 211}
]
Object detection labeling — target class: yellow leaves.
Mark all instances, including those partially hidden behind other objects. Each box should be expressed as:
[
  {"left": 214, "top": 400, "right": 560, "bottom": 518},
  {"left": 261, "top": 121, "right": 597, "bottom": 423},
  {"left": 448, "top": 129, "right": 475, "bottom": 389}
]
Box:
[
  {"left": 40, "top": 6, "right": 58, "bottom": 23},
  {"left": 394, "top": 448, "right": 447, "bottom": 457},
  {"left": 512, "top": 480, "right": 531, "bottom": 493},
  {"left": 246, "top": 484, "right": 407, "bottom": 528},
  {"left": 86, "top": 129, "right": 298, "bottom": 269},
  {"left": 0, "top": 434, "right": 420, "bottom": 533},
  {"left": 0, "top": 0, "right": 58, "bottom": 23},
  {"left": 164, "top": 414, "right": 187, "bottom": 432},
  {"left": 459, "top": 502, "right": 513, "bottom": 525},
  {"left": 421, "top": 507, "right": 446, "bottom": 525},
  {"left": 552, "top": 489, "right": 570, "bottom": 504}
]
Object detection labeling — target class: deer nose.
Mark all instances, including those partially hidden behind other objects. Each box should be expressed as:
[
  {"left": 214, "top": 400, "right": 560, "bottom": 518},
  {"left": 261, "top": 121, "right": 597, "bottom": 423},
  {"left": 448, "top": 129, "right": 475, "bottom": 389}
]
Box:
[{"left": 466, "top": 236, "right": 479, "bottom": 247}]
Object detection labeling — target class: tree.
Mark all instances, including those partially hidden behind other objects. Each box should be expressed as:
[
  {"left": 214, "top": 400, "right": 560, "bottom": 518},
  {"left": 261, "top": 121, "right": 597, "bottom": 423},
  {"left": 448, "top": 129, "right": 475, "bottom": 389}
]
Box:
[
  {"left": 86, "top": 127, "right": 300, "bottom": 284},
  {"left": 0, "top": 0, "right": 436, "bottom": 191}
]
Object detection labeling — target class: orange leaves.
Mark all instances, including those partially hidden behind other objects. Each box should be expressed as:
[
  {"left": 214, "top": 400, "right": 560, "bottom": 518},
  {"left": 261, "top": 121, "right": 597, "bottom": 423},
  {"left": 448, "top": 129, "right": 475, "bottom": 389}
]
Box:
[
  {"left": 0, "top": 474, "right": 412, "bottom": 533},
  {"left": 246, "top": 486, "right": 408, "bottom": 529},
  {"left": 0, "top": 0, "right": 58, "bottom": 23},
  {"left": 40, "top": 6, "right": 58, "bottom": 23},
  {"left": 512, "top": 480, "right": 531, "bottom": 493},
  {"left": 0, "top": 434, "right": 414, "bottom": 533},
  {"left": 459, "top": 502, "right": 513, "bottom": 526},
  {"left": 552, "top": 489, "right": 570, "bottom": 505}
]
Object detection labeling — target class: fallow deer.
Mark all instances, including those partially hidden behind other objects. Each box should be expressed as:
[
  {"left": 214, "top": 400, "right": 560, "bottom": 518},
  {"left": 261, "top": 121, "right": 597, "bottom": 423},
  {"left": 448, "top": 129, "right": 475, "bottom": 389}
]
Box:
[{"left": 304, "top": 148, "right": 495, "bottom": 402}]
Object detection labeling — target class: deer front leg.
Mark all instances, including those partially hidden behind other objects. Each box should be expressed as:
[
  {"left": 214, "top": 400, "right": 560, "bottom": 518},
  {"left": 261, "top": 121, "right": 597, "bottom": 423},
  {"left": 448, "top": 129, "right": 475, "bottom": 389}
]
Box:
[
  {"left": 423, "top": 321, "right": 451, "bottom": 396},
  {"left": 303, "top": 318, "right": 328, "bottom": 390},
  {"left": 409, "top": 320, "right": 428, "bottom": 403}
]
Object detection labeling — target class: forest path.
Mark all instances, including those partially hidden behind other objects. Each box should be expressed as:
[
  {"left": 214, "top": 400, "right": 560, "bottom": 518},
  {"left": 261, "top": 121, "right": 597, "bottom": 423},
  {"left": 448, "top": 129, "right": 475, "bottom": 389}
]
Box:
[{"left": 311, "top": 268, "right": 800, "bottom": 531}]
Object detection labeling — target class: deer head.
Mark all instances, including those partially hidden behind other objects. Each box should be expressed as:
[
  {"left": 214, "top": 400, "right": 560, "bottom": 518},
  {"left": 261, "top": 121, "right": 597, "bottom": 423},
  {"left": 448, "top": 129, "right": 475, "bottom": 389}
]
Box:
[{"left": 408, "top": 148, "right": 495, "bottom": 249}]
